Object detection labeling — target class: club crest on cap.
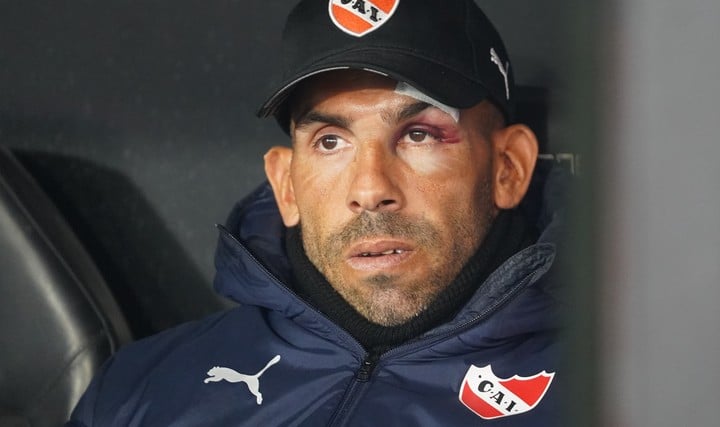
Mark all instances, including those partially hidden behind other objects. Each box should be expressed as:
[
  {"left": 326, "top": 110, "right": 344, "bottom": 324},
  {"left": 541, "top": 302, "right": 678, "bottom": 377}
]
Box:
[{"left": 328, "top": 0, "right": 400, "bottom": 37}]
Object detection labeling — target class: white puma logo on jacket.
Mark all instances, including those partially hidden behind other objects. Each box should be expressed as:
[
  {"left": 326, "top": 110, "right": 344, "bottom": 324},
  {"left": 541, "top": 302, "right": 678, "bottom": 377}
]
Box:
[{"left": 204, "top": 355, "right": 281, "bottom": 405}]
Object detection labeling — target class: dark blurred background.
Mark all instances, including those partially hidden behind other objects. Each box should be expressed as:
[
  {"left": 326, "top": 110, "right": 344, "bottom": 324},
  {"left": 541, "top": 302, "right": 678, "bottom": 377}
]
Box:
[
  {"left": 0, "top": 0, "right": 580, "bottom": 336},
  {"left": 1, "top": 1, "right": 291, "bottom": 335}
]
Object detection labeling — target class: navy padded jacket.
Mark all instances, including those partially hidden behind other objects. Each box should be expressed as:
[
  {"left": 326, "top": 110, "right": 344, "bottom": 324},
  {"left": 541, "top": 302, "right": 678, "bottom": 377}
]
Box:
[{"left": 67, "top": 175, "right": 566, "bottom": 426}]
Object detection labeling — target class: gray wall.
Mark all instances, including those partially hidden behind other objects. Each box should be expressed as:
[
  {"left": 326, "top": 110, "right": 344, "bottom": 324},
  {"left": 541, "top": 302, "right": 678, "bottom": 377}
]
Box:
[{"left": 601, "top": 0, "right": 720, "bottom": 425}]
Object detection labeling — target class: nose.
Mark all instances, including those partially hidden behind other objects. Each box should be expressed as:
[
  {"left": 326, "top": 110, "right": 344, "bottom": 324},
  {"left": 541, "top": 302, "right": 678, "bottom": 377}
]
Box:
[{"left": 346, "top": 144, "right": 403, "bottom": 214}]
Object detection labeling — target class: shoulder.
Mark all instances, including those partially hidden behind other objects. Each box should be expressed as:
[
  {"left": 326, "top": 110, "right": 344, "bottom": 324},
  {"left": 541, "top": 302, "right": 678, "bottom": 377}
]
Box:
[{"left": 68, "top": 309, "right": 238, "bottom": 425}]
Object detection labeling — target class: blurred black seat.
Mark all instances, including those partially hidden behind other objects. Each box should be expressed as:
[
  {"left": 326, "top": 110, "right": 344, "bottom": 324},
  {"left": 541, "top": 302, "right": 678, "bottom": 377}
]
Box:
[{"left": 0, "top": 145, "right": 132, "bottom": 426}]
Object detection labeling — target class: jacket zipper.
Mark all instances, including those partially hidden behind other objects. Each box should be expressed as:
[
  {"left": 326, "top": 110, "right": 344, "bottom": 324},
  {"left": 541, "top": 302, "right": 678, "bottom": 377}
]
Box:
[
  {"left": 325, "top": 353, "right": 379, "bottom": 427},
  {"left": 325, "top": 272, "right": 538, "bottom": 426},
  {"left": 355, "top": 353, "right": 379, "bottom": 382}
]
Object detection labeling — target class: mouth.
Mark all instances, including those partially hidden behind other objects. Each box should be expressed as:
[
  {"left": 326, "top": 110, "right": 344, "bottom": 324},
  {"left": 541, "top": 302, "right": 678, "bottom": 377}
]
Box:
[
  {"left": 346, "top": 240, "right": 414, "bottom": 272},
  {"left": 358, "top": 249, "right": 407, "bottom": 257}
]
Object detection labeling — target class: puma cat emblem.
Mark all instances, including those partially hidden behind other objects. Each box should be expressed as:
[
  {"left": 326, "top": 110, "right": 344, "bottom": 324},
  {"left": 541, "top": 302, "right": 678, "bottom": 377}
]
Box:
[{"left": 204, "top": 355, "right": 281, "bottom": 405}]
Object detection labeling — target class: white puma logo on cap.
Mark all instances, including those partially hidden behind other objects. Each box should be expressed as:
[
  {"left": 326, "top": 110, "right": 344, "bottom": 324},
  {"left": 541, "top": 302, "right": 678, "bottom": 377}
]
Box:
[
  {"left": 204, "top": 355, "right": 281, "bottom": 405},
  {"left": 490, "top": 48, "right": 510, "bottom": 100}
]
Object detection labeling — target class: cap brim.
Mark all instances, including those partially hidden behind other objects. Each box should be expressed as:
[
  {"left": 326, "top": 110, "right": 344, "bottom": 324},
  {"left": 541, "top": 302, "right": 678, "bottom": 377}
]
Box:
[{"left": 256, "top": 47, "right": 493, "bottom": 119}]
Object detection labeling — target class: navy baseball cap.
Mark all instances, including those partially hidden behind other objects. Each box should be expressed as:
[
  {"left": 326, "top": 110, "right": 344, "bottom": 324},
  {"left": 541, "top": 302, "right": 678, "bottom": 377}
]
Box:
[{"left": 257, "top": 0, "right": 515, "bottom": 128}]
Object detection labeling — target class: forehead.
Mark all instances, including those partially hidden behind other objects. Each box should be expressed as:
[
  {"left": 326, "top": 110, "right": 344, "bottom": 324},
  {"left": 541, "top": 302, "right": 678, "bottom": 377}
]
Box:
[
  {"left": 286, "top": 69, "right": 504, "bottom": 136},
  {"left": 288, "top": 70, "right": 398, "bottom": 117}
]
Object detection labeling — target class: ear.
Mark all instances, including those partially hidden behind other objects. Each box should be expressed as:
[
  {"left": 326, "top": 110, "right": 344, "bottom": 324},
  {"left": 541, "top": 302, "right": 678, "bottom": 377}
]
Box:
[
  {"left": 264, "top": 146, "right": 300, "bottom": 226},
  {"left": 491, "top": 124, "right": 539, "bottom": 209}
]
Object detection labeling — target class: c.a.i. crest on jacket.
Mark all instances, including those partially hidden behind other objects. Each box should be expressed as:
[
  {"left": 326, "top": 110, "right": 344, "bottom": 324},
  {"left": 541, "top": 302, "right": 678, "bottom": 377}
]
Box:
[{"left": 459, "top": 364, "right": 554, "bottom": 419}]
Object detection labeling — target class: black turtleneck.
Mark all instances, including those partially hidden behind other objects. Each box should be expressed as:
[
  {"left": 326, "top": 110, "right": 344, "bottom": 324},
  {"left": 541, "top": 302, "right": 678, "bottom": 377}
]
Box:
[{"left": 285, "top": 209, "right": 535, "bottom": 354}]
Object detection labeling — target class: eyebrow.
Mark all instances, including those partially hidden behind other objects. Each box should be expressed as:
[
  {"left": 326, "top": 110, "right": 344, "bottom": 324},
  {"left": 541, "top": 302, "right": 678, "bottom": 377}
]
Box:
[
  {"left": 294, "top": 111, "right": 350, "bottom": 131},
  {"left": 385, "top": 101, "right": 432, "bottom": 123}
]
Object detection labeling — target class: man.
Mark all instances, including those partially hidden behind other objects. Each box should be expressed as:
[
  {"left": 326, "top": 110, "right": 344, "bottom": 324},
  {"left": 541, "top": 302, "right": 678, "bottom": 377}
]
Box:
[{"left": 68, "top": 0, "right": 565, "bottom": 425}]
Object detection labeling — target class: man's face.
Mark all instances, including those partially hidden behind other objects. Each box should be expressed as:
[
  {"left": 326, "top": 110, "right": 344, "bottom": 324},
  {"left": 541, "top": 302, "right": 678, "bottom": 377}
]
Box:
[{"left": 276, "top": 71, "right": 504, "bottom": 326}]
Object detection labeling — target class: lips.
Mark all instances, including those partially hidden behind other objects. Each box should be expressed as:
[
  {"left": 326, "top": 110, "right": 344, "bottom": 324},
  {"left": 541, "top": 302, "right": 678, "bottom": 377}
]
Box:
[
  {"left": 346, "top": 239, "right": 414, "bottom": 271},
  {"left": 349, "top": 240, "right": 412, "bottom": 257},
  {"left": 359, "top": 249, "right": 406, "bottom": 257}
]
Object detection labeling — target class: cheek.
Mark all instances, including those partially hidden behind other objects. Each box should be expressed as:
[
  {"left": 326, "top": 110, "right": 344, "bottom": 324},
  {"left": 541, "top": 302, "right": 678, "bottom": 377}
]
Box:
[
  {"left": 401, "top": 151, "right": 453, "bottom": 176},
  {"left": 398, "top": 146, "right": 460, "bottom": 176},
  {"left": 409, "top": 156, "right": 494, "bottom": 225},
  {"left": 291, "top": 161, "right": 348, "bottom": 229},
  {"left": 400, "top": 141, "right": 491, "bottom": 192},
  {"left": 291, "top": 151, "right": 346, "bottom": 199},
  {"left": 292, "top": 152, "right": 349, "bottom": 186}
]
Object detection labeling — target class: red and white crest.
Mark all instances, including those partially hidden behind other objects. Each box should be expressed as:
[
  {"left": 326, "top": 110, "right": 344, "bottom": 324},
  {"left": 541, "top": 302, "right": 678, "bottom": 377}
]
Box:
[
  {"left": 459, "top": 364, "right": 555, "bottom": 420},
  {"left": 328, "top": 0, "right": 400, "bottom": 37}
]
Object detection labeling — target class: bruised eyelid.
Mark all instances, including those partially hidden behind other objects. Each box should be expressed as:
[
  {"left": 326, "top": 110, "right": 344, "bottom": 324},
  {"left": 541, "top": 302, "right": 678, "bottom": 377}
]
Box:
[{"left": 397, "top": 117, "right": 461, "bottom": 145}]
